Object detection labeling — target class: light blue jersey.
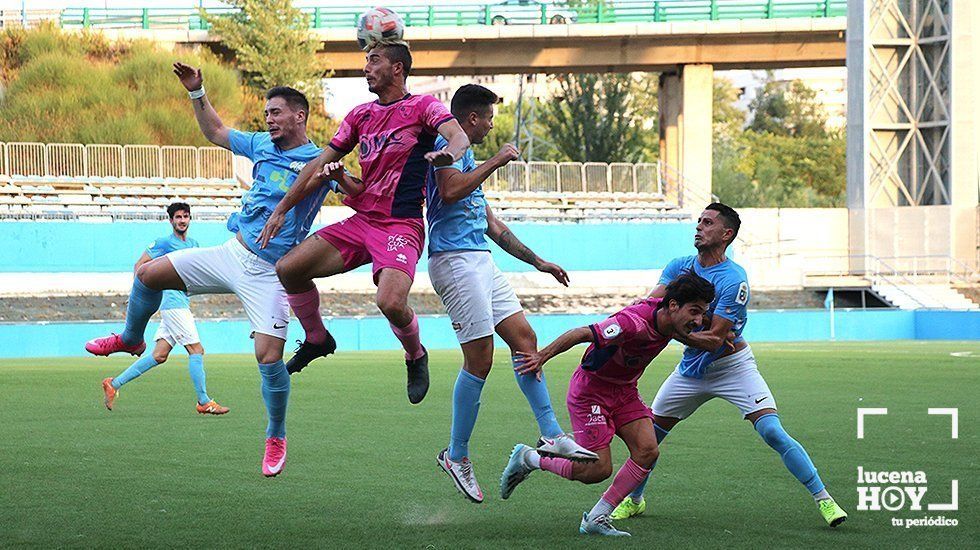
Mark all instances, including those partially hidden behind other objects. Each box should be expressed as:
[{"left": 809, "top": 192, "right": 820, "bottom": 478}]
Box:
[
  {"left": 227, "top": 130, "right": 335, "bottom": 265},
  {"left": 146, "top": 234, "right": 199, "bottom": 310},
  {"left": 660, "top": 255, "right": 749, "bottom": 379},
  {"left": 425, "top": 135, "right": 489, "bottom": 255}
]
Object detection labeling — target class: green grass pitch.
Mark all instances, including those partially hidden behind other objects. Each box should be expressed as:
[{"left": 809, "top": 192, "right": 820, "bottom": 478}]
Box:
[{"left": 1, "top": 341, "right": 977, "bottom": 548}]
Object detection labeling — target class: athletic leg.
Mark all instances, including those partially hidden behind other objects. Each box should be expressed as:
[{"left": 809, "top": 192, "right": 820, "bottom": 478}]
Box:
[
  {"left": 448, "top": 336, "right": 493, "bottom": 461},
  {"left": 276, "top": 234, "right": 345, "bottom": 342},
  {"left": 622, "top": 367, "right": 711, "bottom": 509},
  {"left": 580, "top": 418, "right": 659, "bottom": 536},
  {"left": 114, "top": 339, "right": 171, "bottom": 389},
  {"left": 183, "top": 341, "right": 209, "bottom": 405},
  {"left": 255, "top": 333, "right": 289, "bottom": 477},
  {"left": 276, "top": 234, "right": 347, "bottom": 373},
  {"left": 438, "top": 336, "right": 493, "bottom": 502},
  {"left": 376, "top": 268, "right": 429, "bottom": 404}
]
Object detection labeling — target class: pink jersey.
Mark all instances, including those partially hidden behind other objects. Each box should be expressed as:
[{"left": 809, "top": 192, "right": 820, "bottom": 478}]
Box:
[
  {"left": 329, "top": 94, "right": 454, "bottom": 219},
  {"left": 578, "top": 298, "right": 672, "bottom": 386}
]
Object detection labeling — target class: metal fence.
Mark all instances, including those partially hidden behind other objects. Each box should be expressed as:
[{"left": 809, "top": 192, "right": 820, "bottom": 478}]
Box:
[
  {"left": 483, "top": 161, "right": 660, "bottom": 195},
  {"left": 46, "top": 1, "right": 847, "bottom": 31},
  {"left": 0, "top": 141, "right": 660, "bottom": 196},
  {"left": 0, "top": 142, "right": 234, "bottom": 181}
]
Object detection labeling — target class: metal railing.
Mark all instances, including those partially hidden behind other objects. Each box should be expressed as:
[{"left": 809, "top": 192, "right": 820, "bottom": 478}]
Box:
[
  {"left": 43, "top": 1, "right": 847, "bottom": 31},
  {"left": 0, "top": 141, "right": 665, "bottom": 198},
  {"left": 804, "top": 254, "right": 979, "bottom": 299},
  {"left": 482, "top": 161, "right": 661, "bottom": 195},
  {"left": 0, "top": 142, "right": 234, "bottom": 181}
]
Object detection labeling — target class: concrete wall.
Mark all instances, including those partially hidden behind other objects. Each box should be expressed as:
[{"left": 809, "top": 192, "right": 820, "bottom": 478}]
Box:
[
  {"left": 734, "top": 207, "right": 849, "bottom": 288},
  {"left": 1, "top": 309, "right": 975, "bottom": 359},
  {"left": 0, "top": 220, "right": 695, "bottom": 274}
]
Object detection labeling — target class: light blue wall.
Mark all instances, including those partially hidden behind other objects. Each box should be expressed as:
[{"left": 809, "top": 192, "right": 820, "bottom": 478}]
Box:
[
  {"left": 0, "top": 221, "right": 696, "bottom": 273},
  {"left": 1, "top": 309, "right": 975, "bottom": 359}
]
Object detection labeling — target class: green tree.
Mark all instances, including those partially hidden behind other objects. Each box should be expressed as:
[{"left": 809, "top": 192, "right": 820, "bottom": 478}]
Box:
[
  {"left": 203, "top": 0, "right": 324, "bottom": 100},
  {"left": 538, "top": 72, "right": 657, "bottom": 162},
  {"left": 713, "top": 77, "right": 745, "bottom": 138},
  {"left": 748, "top": 73, "right": 828, "bottom": 137},
  {"left": 712, "top": 74, "right": 845, "bottom": 207},
  {"left": 203, "top": 0, "right": 335, "bottom": 146}
]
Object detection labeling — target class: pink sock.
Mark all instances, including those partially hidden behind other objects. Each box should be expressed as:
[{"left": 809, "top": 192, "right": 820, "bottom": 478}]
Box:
[
  {"left": 390, "top": 314, "right": 425, "bottom": 360},
  {"left": 601, "top": 458, "right": 651, "bottom": 507},
  {"left": 286, "top": 287, "right": 327, "bottom": 345},
  {"left": 540, "top": 456, "right": 574, "bottom": 479}
]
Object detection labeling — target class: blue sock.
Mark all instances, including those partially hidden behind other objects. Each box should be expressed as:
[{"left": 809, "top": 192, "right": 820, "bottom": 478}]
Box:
[
  {"left": 448, "top": 369, "right": 486, "bottom": 462},
  {"left": 112, "top": 354, "right": 159, "bottom": 389},
  {"left": 754, "top": 413, "right": 825, "bottom": 494},
  {"left": 258, "top": 361, "right": 290, "bottom": 439},
  {"left": 629, "top": 423, "right": 670, "bottom": 500},
  {"left": 512, "top": 355, "right": 563, "bottom": 438},
  {"left": 120, "top": 278, "right": 162, "bottom": 346},
  {"left": 187, "top": 354, "right": 210, "bottom": 405}
]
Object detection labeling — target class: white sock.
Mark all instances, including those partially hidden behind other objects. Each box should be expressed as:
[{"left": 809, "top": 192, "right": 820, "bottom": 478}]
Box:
[
  {"left": 813, "top": 488, "right": 831, "bottom": 501},
  {"left": 524, "top": 449, "right": 541, "bottom": 469},
  {"left": 587, "top": 498, "right": 615, "bottom": 520}
]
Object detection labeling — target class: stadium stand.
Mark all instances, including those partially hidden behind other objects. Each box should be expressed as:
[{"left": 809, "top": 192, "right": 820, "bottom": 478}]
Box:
[{"left": 0, "top": 141, "right": 684, "bottom": 222}]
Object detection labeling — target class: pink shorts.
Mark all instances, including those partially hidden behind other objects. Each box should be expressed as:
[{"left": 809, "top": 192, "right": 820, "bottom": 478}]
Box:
[
  {"left": 314, "top": 212, "right": 425, "bottom": 283},
  {"left": 567, "top": 368, "right": 654, "bottom": 452}
]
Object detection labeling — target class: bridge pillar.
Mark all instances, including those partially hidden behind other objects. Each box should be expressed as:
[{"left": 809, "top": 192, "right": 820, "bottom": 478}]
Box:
[
  {"left": 847, "top": 0, "right": 978, "bottom": 271},
  {"left": 659, "top": 64, "right": 713, "bottom": 209}
]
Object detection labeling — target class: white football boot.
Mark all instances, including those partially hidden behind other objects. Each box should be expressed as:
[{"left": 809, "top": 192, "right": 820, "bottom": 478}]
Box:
[
  {"left": 536, "top": 434, "right": 599, "bottom": 462},
  {"left": 437, "top": 448, "right": 484, "bottom": 503}
]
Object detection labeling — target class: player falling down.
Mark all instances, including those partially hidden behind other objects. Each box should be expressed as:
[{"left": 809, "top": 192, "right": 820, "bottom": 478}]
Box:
[
  {"left": 100, "top": 202, "right": 228, "bottom": 416},
  {"left": 609, "top": 203, "right": 848, "bottom": 527},
  {"left": 426, "top": 84, "right": 599, "bottom": 503},
  {"left": 501, "top": 274, "right": 716, "bottom": 536},
  {"left": 257, "top": 42, "right": 470, "bottom": 404},
  {"left": 86, "top": 62, "right": 340, "bottom": 477}
]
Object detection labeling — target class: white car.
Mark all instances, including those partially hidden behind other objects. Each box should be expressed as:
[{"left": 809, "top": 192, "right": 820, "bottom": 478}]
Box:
[{"left": 487, "top": 0, "right": 579, "bottom": 25}]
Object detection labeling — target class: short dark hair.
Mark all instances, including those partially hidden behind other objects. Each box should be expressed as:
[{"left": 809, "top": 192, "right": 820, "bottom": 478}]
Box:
[
  {"left": 167, "top": 202, "right": 190, "bottom": 219},
  {"left": 661, "top": 272, "right": 715, "bottom": 309},
  {"left": 705, "top": 202, "right": 741, "bottom": 241},
  {"left": 451, "top": 84, "right": 499, "bottom": 119},
  {"left": 266, "top": 86, "right": 310, "bottom": 115},
  {"left": 375, "top": 43, "right": 413, "bottom": 77}
]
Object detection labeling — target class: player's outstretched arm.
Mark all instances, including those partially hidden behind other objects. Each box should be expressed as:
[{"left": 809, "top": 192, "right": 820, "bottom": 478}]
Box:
[
  {"left": 173, "top": 62, "right": 230, "bottom": 149},
  {"left": 514, "top": 326, "right": 592, "bottom": 379},
  {"left": 256, "top": 149, "right": 353, "bottom": 249},
  {"left": 424, "top": 119, "right": 470, "bottom": 167},
  {"left": 435, "top": 143, "right": 518, "bottom": 204},
  {"left": 486, "top": 206, "right": 569, "bottom": 286}
]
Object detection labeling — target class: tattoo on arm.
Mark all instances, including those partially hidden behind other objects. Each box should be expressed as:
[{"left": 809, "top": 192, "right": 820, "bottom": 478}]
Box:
[{"left": 492, "top": 229, "right": 539, "bottom": 267}]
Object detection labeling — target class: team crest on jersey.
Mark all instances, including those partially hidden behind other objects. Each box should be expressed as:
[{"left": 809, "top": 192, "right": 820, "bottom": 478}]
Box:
[{"left": 387, "top": 234, "right": 408, "bottom": 251}]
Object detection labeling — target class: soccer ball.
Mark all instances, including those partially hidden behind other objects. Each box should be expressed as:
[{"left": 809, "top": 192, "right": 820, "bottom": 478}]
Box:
[{"left": 356, "top": 7, "right": 406, "bottom": 51}]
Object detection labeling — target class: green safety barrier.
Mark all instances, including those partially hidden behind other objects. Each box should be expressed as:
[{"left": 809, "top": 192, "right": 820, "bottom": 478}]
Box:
[{"left": 58, "top": 1, "right": 847, "bottom": 31}]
